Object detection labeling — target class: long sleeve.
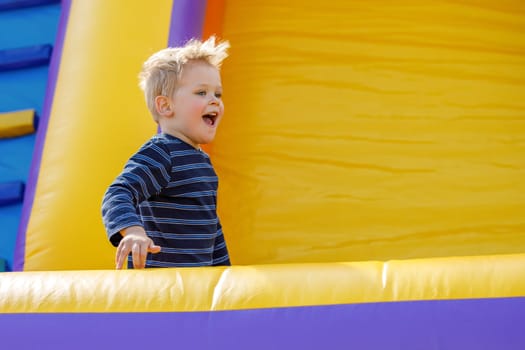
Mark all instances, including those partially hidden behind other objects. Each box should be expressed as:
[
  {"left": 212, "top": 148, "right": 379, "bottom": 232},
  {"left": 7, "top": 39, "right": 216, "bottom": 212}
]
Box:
[
  {"left": 212, "top": 220, "right": 230, "bottom": 265},
  {"left": 101, "top": 140, "right": 172, "bottom": 246}
]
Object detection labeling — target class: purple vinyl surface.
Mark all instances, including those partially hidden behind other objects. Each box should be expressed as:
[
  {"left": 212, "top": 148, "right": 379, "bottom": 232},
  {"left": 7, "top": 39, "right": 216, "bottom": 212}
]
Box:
[
  {"left": 1, "top": 297, "right": 524, "bottom": 350},
  {"left": 168, "top": 0, "right": 206, "bottom": 46}
]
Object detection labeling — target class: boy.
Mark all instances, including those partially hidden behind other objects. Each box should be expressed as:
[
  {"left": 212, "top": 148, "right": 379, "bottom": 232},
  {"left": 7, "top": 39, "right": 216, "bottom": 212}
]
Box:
[{"left": 101, "top": 37, "right": 230, "bottom": 269}]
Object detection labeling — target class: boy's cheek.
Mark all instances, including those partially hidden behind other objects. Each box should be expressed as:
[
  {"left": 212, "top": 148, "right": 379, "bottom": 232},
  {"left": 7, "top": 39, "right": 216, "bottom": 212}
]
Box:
[{"left": 188, "top": 103, "right": 204, "bottom": 115}]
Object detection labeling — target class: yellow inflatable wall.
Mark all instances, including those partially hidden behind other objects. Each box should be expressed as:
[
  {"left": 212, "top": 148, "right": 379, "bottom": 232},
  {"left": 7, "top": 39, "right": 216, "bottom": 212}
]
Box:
[{"left": 216, "top": 0, "right": 525, "bottom": 264}]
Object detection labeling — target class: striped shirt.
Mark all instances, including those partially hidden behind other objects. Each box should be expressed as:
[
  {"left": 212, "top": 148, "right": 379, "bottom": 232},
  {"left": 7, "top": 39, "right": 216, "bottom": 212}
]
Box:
[{"left": 101, "top": 133, "right": 230, "bottom": 267}]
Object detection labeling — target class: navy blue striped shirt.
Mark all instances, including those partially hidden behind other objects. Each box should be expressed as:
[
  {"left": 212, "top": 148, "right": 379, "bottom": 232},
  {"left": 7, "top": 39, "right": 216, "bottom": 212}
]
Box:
[{"left": 101, "top": 133, "right": 230, "bottom": 267}]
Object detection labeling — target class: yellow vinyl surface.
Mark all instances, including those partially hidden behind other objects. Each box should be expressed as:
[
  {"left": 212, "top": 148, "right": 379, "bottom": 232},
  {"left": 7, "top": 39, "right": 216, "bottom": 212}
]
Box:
[
  {"left": 2, "top": 254, "right": 525, "bottom": 313},
  {"left": 0, "top": 109, "right": 35, "bottom": 138},
  {"left": 214, "top": 0, "right": 525, "bottom": 264}
]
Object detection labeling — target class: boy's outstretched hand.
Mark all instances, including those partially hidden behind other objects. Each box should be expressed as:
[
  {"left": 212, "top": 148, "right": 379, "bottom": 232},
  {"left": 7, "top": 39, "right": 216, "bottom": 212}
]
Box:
[{"left": 115, "top": 226, "right": 161, "bottom": 269}]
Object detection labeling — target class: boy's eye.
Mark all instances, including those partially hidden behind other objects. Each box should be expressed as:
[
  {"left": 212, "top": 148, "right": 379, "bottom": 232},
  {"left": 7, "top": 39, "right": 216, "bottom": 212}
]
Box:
[
  {"left": 215, "top": 92, "right": 222, "bottom": 99},
  {"left": 196, "top": 91, "right": 206, "bottom": 96}
]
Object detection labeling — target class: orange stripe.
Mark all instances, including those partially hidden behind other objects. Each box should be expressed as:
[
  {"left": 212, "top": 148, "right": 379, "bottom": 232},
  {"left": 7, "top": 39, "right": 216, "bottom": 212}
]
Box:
[
  {"left": 201, "top": 0, "right": 226, "bottom": 155},
  {"left": 202, "top": 0, "right": 225, "bottom": 39}
]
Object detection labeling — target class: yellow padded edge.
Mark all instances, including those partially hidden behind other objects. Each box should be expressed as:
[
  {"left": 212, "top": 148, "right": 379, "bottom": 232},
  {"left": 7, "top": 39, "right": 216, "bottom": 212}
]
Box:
[
  {"left": 2, "top": 254, "right": 524, "bottom": 313},
  {"left": 0, "top": 109, "right": 35, "bottom": 138}
]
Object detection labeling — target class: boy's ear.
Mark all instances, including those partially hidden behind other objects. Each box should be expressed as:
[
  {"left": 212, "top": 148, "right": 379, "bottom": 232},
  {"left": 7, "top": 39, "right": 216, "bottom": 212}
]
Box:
[{"left": 154, "top": 96, "right": 174, "bottom": 117}]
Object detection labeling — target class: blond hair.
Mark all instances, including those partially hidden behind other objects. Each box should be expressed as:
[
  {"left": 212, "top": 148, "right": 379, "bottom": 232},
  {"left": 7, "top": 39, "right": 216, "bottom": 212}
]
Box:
[{"left": 138, "top": 36, "right": 230, "bottom": 121}]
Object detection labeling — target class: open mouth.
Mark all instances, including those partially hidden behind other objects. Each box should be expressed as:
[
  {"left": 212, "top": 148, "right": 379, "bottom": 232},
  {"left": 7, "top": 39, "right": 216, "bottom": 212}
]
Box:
[{"left": 202, "top": 112, "right": 218, "bottom": 126}]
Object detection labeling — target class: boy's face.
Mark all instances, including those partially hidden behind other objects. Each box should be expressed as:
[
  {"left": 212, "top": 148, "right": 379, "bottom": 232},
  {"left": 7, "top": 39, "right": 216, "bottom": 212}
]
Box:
[{"left": 162, "top": 61, "right": 224, "bottom": 148}]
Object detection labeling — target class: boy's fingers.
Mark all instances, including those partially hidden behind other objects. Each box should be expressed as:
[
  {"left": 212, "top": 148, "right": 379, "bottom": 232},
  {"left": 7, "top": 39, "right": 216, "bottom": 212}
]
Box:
[
  {"left": 139, "top": 243, "right": 148, "bottom": 267},
  {"left": 116, "top": 256, "right": 125, "bottom": 269},
  {"left": 116, "top": 248, "right": 130, "bottom": 269},
  {"left": 132, "top": 243, "right": 146, "bottom": 269},
  {"left": 131, "top": 243, "right": 139, "bottom": 268},
  {"left": 115, "top": 242, "right": 131, "bottom": 269},
  {"left": 149, "top": 243, "right": 161, "bottom": 254},
  {"left": 115, "top": 235, "right": 160, "bottom": 269}
]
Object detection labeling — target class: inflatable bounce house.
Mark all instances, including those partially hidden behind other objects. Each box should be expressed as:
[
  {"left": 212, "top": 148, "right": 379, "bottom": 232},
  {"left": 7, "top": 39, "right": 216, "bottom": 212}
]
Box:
[{"left": 1, "top": 0, "right": 524, "bottom": 348}]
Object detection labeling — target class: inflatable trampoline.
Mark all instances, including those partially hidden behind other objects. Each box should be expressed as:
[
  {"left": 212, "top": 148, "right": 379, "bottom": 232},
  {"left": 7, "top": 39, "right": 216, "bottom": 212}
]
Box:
[{"left": 1, "top": 0, "right": 524, "bottom": 349}]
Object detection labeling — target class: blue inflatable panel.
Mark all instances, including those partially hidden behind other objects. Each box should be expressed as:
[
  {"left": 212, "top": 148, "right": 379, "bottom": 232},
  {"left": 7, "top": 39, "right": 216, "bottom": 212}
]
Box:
[
  {"left": 0, "top": 0, "right": 59, "bottom": 11},
  {"left": 0, "top": 181, "right": 24, "bottom": 206},
  {"left": 0, "top": 44, "right": 52, "bottom": 71},
  {"left": 0, "top": 0, "right": 60, "bottom": 271}
]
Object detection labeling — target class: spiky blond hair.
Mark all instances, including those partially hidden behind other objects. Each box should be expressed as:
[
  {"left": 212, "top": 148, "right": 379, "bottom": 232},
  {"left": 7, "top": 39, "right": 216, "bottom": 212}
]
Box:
[{"left": 138, "top": 36, "right": 230, "bottom": 121}]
